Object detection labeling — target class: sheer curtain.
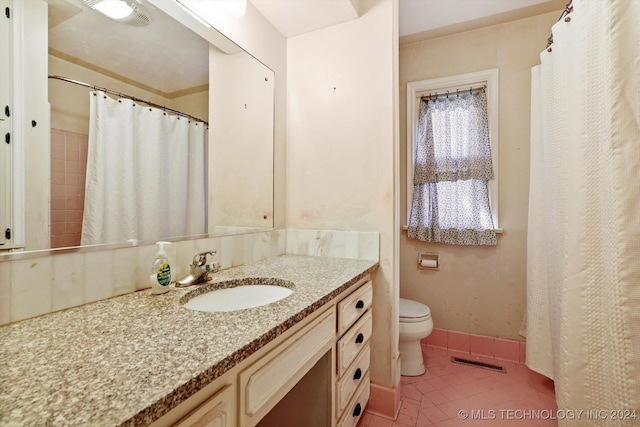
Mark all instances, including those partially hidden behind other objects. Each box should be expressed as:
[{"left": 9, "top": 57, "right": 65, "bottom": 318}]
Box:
[
  {"left": 408, "top": 92, "right": 496, "bottom": 245},
  {"left": 81, "top": 91, "right": 207, "bottom": 245}
]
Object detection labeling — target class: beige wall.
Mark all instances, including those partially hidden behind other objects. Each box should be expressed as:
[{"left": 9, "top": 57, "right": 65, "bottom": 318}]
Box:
[
  {"left": 399, "top": 11, "right": 560, "bottom": 341},
  {"left": 48, "top": 55, "right": 206, "bottom": 134},
  {"left": 189, "top": 0, "right": 288, "bottom": 231},
  {"left": 24, "top": 0, "right": 50, "bottom": 251},
  {"left": 209, "top": 47, "right": 274, "bottom": 230},
  {"left": 169, "top": 91, "right": 209, "bottom": 123},
  {"left": 287, "top": 0, "right": 399, "bottom": 390}
]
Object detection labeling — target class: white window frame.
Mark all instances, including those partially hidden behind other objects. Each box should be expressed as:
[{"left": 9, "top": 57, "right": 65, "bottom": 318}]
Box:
[{"left": 406, "top": 69, "right": 500, "bottom": 229}]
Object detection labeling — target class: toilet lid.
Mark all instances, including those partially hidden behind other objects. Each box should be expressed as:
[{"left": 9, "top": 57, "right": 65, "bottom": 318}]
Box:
[{"left": 399, "top": 298, "right": 431, "bottom": 321}]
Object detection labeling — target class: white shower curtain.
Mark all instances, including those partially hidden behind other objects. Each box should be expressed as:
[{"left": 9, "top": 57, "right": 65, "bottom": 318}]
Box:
[
  {"left": 81, "top": 92, "right": 207, "bottom": 245},
  {"left": 527, "top": 0, "right": 639, "bottom": 424}
]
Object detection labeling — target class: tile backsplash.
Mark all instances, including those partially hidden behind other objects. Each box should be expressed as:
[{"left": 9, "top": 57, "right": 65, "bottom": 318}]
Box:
[{"left": 0, "top": 229, "right": 379, "bottom": 325}]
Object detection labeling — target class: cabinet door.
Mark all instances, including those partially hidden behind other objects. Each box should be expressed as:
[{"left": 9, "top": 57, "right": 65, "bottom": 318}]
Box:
[
  {"left": 240, "top": 308, "right": 336, "bottom": 426},
  {"left": 176, "top": 383, "right": 235, "bottom": 427}
]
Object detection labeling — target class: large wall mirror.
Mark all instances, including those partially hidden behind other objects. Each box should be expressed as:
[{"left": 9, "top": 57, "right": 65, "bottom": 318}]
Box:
[{"left": 6, "top": 0, "right": 274, "bottom": 254}]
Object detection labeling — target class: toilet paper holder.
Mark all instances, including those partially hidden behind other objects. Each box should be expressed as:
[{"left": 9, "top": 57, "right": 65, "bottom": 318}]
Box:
[{"left": 418, "top": 253, "right": 439, "bottom": 270}]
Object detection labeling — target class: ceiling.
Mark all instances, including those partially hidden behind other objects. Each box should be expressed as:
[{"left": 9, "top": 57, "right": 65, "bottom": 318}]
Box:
[
  {"left": 251, "top": 0, "right": 567, "bottom": 39},
  {"left": 45, "top": 0, "right": 566, "bottom": 96},
  {"left": 46, "top": 0, "right": 210, "bottom": 96}
]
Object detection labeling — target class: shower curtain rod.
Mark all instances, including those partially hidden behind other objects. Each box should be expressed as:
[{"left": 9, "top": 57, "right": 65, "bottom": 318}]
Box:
[
  {"left": 546, "top": 0, "right": 574, "bottom": 49},
  {"left": 420, "top": 85, "right": 486, "bottom": 101},
  {"left": 48, "top": 75, "right": 208, "bottom": 125}
]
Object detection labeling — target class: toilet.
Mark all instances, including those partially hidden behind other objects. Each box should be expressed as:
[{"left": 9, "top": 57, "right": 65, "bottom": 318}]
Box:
[{"left": 399, "top": 298, "right": 434, "bottom": 376}]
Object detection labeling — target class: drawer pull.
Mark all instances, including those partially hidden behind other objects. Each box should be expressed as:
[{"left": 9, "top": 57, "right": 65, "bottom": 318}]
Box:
[
  {"left": 355, "top": 300, "right": 364, "bottom": 309},
  {"left": 355, "top": 333, "right": 364, "bottom": 344},
  {"left": 353, "top": 403, "right": 362, "bottom": 417},
  {"left": 353, "top": 368, "right": 362, "bottom": 380}
]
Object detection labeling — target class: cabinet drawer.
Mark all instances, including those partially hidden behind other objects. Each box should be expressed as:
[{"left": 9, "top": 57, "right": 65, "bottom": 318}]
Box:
[
  {"left": 337, "top": 310, "right": 372, "bottom": 377},
  {"left": 241, "top": 308, "right": 336, "bottom": 425},
  {"left": 337, "top": 377, "right": 370, "bottom": 427},
  {"left": 337, "top": 281, "right": 373, "bottom": 336},
  {"left": 336, "top": 346, "right": 370, "bottom": 417},
  {"left": 175, "top": 383, "right": 234, "bottom": 427}
]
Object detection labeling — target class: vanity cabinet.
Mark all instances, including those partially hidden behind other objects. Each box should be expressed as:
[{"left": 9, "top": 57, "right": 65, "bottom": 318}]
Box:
[
  {"left": 335, "top": 280, "right": 373, "bottom": 427},
  {"left": 167, "top": 275, "right": 373, "bottom": 427},
  {"left": 239, "top": 308, "right": 336, "bottom": 426},
  {"left": 175, "top": 383, "right": 236, "bottom": 427}
]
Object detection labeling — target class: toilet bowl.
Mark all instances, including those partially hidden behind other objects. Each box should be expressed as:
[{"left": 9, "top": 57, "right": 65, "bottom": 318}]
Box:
[{"left": 399, "top": 298, "right": 433, "bottom": 376}]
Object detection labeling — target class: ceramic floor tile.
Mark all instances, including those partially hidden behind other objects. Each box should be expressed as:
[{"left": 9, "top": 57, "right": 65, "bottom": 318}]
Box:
[
  {"left": 358, "top": 344, "right": 557, "bottom": 427},
  {"left": 421, "top": 405, "right": 450, "bottom": 424},
  {"left": 414, "top": 380, "right": 437, "bottom": 395},
  {"left": 416, "top": 413, "right": 435, "bottom": 426},
  {"left": 423, "top": 390, "right": 450, "bottom": 406},
  {"left": 399, "top": 400, "right": 421, "bottom": 418},
  {"left": 367, "top": 415, "right": 395, "bottom": 427},
  {"left": 394, "top": 412, "right": 418, "bottom": 426},
  {"left": 401, "top": 384, "right": 424, "bottom": 404}
]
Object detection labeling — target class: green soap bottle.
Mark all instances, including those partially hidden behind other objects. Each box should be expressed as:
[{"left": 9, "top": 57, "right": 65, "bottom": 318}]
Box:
[{"left": 150, "top": 241, "right": 171, "bottom": 295}]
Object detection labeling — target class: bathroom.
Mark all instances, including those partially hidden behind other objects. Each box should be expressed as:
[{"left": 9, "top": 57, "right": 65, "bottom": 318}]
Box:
[{"left": 1, "top": 0, "right": 638, "bottom": 426}]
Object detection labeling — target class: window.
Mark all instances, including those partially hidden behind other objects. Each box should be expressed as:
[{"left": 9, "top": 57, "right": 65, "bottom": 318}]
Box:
[{"left": 406, "top": 69, "right": 499, "bottom": 245}]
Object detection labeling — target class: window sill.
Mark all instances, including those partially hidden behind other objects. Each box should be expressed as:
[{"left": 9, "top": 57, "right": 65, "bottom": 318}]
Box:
[{"left": 401, "top": 225, "right": 504, "bottom": 234}]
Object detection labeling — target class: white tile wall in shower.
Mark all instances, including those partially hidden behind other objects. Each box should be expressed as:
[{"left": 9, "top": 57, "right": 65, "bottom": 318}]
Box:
[
  {"left": 239, "top": 233, "right": 252, "bottom": 265},
  {"left": 231, "top": 233, "right": 245, "bottom": 267},
  {"left": 136, "top": 243, "right": 161, "bottom": 291},
  {"left": 276, "top": 229, "right": 286, "bottom": 255},
  {"left": 84, "top": 250, "right": 114, "bottom": 303},
  {"left": 112, "top": 247, "right": 138, "bottom": 296},
  {"left": 52, "top": 252, "right": 84, "bottom": 311},
  {"left": 219, "top": 236, "right": 234, "bottom": 270},
  {"left": 11, "top": 256, "right": 53, "bottom": 322},
  {"left": 174, "top": 239, "right": 197, "bottom": 280},
  {"left": 252, "top": 232, "right": 271, "bottom": 261},
  {"left": 0, "top": 260, "right": 11, "bottom": 324}
]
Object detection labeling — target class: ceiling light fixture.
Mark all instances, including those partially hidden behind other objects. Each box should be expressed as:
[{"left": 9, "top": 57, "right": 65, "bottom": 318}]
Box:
[
  {"left": 82, "top": 0, "right": 150, "bottom": 26},
  {"left": 218, "top": 0, "right": 246, "bottom": 18},
  {"left": 175, "top": 0, "right": 247, "bottom": 27},
  {"left": 92, "top": 0, "right": 133, "bottom": 19}
]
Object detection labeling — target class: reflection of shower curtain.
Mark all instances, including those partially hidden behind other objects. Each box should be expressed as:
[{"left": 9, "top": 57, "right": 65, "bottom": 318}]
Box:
[
  {"left": 81, "top": 91, "right": 207, "bottom": 245},
  {"left": 527, "top": 0, "right": 639, "bottom": 423}
]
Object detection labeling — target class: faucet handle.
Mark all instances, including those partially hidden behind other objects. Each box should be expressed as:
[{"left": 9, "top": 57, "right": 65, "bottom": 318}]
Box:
[
  {"left": 193, "top": 250, "right": 217, "bottom": 267},
  {"left": 207, "top": 261, "right": 220, "bottom": 274}
]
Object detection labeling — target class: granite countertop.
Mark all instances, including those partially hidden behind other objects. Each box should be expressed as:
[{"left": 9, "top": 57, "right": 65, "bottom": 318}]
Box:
[{"left": 0, "top": 255, "right": 377, "bottom": 426}]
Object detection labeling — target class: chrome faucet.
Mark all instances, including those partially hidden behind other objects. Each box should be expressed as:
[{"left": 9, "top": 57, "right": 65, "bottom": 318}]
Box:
[{"left": 176, "top": 250, "right": 219, "bottom": 288}]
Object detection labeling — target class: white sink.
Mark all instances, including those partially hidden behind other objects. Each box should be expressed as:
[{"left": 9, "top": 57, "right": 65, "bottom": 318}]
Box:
[{"left": 182, "top": 278, "right": 294, "bottom": 313}]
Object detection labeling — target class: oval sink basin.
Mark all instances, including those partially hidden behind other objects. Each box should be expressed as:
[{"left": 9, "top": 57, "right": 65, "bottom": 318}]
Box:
[{"left": 182, "top": 278, "right": 294, "bottom": 313}]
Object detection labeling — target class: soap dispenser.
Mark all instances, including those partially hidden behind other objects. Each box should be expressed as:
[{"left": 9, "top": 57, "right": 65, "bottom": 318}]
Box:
[{"left": 150, "top": 241, "right": 171, "bottom": 295}]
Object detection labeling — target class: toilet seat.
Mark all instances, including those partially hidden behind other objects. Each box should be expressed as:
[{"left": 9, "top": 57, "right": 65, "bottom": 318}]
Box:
[{"left": 399, "top": 298, "right": 431, "bottom": 324}]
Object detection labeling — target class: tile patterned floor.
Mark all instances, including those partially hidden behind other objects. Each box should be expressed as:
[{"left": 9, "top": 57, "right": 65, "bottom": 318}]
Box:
[{"left": 358, "top": 345, "right": 558, "bottom": 427}]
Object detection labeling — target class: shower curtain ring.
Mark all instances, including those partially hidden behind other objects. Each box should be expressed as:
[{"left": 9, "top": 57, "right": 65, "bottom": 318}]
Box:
[
  {"left": 446, "top": 90, "right": 449, "bottom": 98},
  {"left": 456, "top": 89, "right": 460, "bottom": 97}
]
